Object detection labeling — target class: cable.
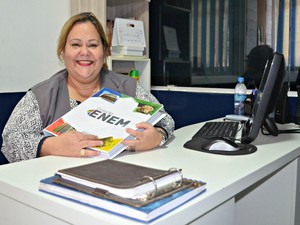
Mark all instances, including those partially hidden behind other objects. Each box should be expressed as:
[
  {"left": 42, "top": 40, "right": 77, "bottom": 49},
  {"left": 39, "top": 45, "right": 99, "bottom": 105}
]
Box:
[
  {"left": 278, "top": 129, "right": 300, "bottom": 134},
  {"left": 261, "top": 127, "right": 300, "bottom": 135}
]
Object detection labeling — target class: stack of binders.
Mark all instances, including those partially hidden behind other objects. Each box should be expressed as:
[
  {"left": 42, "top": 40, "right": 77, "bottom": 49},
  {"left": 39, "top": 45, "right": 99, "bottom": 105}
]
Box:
[{"left": 39, "top": 159, "right": 206, "bottom": 223}]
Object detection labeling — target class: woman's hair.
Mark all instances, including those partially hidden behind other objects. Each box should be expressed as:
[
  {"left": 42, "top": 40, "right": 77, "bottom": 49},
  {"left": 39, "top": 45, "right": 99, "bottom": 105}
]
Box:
[
  {"left": 57, "top": 12, "right": 109, "bottom": 68},
  {"left": 246, "top": 45, "right": 274, "bottom": 73}
]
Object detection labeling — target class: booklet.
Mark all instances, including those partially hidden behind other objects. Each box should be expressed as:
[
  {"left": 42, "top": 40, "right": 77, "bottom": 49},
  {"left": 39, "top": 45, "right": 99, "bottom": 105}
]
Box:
[{"left": 43, "top": 88, "right": 166, "bottom": 159}]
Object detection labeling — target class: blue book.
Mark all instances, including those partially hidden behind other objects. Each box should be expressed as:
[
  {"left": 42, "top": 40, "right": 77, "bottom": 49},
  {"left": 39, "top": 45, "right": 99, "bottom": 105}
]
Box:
[{"left": 39, "top": 175, "right": 206, "bottom": 223}]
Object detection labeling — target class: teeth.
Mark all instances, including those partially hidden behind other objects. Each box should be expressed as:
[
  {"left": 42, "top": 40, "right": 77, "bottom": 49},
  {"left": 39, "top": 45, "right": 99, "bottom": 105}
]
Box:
[{"left": 78, "top": 60, "right": 92, "bottom": 65}]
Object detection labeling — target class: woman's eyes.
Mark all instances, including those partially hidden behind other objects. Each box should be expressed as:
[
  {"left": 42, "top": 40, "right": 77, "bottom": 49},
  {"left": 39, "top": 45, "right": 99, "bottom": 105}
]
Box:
[
  {"left": 89, "top": 43, "right": 99, "bottom": 48},
  {"left": 71, "top": 43, "right": 80, "bottom": 47},
  {"left": 70, "top": 43, "right": 99, "bottom": 48}
]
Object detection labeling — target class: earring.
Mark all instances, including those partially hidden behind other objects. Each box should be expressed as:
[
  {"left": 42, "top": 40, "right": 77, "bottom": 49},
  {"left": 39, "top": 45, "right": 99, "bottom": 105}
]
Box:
[{"left": 60, "top": 56, "right": 65, "bottom": 64}]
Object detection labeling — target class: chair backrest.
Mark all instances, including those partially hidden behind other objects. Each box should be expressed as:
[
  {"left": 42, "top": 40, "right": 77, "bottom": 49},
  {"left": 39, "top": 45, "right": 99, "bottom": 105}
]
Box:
[{"left": 0, "top": 92, "right": 26, "bottom": 165}]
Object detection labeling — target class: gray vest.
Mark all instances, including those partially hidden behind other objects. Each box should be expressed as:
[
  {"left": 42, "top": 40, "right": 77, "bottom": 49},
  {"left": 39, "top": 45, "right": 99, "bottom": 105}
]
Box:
[{"left": 31, "top": 68, "right": 137, "bottom": 128}]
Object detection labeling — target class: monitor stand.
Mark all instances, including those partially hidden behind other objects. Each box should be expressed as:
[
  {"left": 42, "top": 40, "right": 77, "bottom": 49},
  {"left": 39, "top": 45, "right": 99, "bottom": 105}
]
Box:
[
  {"left": 263, "top": 117, "right": 279, "bottom": 136},
  {"left": 275, "top": 82, "right": 290, "bottom": 124}
]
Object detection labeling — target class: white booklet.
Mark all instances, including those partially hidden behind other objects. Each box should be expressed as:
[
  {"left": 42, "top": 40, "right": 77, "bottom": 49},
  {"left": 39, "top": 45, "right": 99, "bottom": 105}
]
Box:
[{"left": 43, "top": 88, "right": 166, "bottom": 159}]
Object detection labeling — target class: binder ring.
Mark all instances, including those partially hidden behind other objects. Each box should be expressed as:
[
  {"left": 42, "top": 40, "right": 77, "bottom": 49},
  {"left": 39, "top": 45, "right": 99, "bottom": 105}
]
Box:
[
  {"left": 142, "top": 176, "right": 158, "bottom": 197},
  {"left": 169, "top": 168, "right": 183, "bottom": 187}
]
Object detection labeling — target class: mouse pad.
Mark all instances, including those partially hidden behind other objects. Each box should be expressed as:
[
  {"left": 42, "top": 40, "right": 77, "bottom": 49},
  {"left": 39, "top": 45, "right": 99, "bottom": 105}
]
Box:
[{"left": 183, "top": 137, "right": 257, "bottom": 155}]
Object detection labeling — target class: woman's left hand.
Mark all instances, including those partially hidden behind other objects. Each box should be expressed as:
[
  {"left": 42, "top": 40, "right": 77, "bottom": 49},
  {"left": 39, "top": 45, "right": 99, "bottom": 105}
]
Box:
[{"left": 122, "top": 122, "right": 163, "bottom": 151}]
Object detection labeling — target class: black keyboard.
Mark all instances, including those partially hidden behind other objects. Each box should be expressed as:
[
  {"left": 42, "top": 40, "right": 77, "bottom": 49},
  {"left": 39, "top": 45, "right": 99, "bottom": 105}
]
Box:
[{"left": 193, "top": 121, "right": 239, "bottom": 139}]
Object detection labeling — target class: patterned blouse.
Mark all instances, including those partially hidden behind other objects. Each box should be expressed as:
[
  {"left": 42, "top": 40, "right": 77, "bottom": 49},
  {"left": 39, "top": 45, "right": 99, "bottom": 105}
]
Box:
[{"left": 1, "top": 83, "right": 175, "bottom": 163}]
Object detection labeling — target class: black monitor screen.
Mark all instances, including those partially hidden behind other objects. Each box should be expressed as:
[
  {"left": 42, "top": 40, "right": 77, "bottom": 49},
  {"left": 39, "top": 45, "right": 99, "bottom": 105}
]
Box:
[
  {"left": 289, "top": 68, "right": 300, "bottom": 91},
  {"left": 242, "top": 52, "right": 286, "bottom": 144}
]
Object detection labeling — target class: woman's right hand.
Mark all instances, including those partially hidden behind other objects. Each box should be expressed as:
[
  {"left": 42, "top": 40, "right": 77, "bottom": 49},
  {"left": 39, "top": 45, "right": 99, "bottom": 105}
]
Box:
[{"left": 40, "top": 130, "right": 103, "bottom": 157}]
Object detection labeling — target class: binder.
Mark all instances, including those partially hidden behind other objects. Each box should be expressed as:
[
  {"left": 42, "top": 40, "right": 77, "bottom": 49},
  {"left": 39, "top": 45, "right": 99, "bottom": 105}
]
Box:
[
  {"left": 42, "top": 159, "right": 205, "bottom": 207},
  {"left": 55, "top": 160, "right": 184, "bottom": 201}
]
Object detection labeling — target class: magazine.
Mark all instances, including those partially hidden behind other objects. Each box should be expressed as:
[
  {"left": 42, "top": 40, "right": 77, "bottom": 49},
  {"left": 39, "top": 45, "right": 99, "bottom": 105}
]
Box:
[{"left": 43, "top": 88, "right": 166, "bottom": 159}]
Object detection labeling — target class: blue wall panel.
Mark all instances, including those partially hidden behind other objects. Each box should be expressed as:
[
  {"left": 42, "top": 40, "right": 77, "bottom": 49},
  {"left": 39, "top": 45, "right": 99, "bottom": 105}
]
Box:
[
  {"left": 152, "top": 90, "right": 299, "bottom": 130},
  {"left": 152, "top": 90, "right": 234, "bottom": 129}
]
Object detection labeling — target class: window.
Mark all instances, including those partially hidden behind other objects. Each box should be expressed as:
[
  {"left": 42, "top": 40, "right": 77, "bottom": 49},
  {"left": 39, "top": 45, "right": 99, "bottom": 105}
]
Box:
[
  {"left": 191, "top": 0, "right": 245, "bottom": 88},
  {"left": 150, "top": 0, "right": 300, "bottom": 89}
]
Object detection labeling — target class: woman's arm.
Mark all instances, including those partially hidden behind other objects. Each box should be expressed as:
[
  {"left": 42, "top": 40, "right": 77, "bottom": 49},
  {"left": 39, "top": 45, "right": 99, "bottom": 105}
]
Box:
[
  {"left": 122, "top": 84, "right": 175, "bottom": 150},
  {"left": 135, "top": 83, "right": 175, "bottom": 143},
  {"left": 1, "top": 91, "right": 44, "bottom": 162},
  {"left": 1, "top": 91, "right": 103, "bottom": 162}
]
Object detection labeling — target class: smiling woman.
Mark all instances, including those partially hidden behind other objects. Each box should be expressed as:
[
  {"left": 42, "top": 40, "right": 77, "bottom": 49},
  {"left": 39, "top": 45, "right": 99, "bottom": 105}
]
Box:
[{"left": 1, "top": 12, "right": 175, "bottom": 163}]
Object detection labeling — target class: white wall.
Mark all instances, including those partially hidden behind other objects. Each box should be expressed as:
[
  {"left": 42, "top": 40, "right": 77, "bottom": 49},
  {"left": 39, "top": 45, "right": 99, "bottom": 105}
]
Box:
[{"left": 0, "top": 0, "right": 71, "bottom": 92}]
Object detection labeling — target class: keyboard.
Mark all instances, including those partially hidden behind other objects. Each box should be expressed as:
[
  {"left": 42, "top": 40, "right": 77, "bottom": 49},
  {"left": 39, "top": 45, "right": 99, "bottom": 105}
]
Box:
[{"left": 193, "top": 121, "right": 239, "bottom": 139}]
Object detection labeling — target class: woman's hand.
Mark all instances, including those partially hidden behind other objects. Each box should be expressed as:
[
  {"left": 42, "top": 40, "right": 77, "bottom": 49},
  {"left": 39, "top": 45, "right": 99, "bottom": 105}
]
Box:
[
  {"left": 122, "top": 122, "right": 164, "bottom": 151},
  {"left": 41, "top": 130, "right": 103, "bottom": 157}
]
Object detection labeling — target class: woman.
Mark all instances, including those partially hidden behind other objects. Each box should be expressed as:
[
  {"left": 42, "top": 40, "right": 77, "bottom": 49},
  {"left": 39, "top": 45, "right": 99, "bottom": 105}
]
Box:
[
  {"left": 243, "top": 45, "right": 274, "bottom": 89},
  {"left": 1, "top": 12, "right": 175, "bottom": 162}
]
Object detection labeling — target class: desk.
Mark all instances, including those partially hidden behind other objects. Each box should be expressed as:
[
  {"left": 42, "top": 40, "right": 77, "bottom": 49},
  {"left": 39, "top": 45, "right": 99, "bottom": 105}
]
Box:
[{"left": 0, "top": 122, "right": 300, "bottom": 225}]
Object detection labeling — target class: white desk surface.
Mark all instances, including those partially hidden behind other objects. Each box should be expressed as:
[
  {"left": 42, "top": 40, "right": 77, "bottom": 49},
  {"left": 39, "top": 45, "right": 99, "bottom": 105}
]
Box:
[{"left": 0, "top": 122, "right": 300, "bottom": 225}]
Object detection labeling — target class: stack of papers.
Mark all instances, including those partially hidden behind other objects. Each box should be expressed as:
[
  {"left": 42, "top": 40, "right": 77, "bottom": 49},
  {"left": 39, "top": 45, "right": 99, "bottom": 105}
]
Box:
[
  {"left": 111, "top": 46, "right": 145, "bottom": 56},
  {"left": 111, "top": 18, "right": 146, "bottom": 57}
]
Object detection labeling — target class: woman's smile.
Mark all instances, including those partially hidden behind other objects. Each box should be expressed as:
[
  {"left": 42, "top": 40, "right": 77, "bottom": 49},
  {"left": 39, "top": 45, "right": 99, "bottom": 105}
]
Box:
[{"left": 76, "top": 60, "right": 93, "bottom": 66}]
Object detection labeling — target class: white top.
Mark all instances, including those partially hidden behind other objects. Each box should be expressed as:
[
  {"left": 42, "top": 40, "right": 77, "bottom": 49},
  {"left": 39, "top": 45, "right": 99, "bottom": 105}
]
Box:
[{"left": 0, "top": 122, "right": 300, "bottom": 225}]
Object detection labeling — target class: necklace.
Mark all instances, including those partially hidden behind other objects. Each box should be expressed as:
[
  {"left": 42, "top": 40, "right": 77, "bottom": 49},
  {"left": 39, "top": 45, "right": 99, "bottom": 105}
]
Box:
[{"left": 68, "top": 77, "right": 100, "bottom": 97}]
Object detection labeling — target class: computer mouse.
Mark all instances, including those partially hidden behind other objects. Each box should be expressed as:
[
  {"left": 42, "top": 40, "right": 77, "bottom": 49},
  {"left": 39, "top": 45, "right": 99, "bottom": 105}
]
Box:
[{"left": 202, "top": 137, "right": 240, "bottom": 151}]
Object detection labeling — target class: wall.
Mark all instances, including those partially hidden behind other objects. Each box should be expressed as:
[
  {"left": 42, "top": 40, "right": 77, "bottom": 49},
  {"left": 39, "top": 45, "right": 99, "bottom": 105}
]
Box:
[
  {"left": 0, "top": 0, "right": 71, "bottom": 93},
  {"left": 151, "top": 90, "right": 299, "bottom": 130}
]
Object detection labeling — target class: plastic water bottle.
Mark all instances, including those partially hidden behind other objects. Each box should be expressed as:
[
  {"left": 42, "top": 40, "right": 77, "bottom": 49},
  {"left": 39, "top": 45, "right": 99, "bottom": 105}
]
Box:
[{"left": 234, "top": 77, "right": 247, "bottom": 115}]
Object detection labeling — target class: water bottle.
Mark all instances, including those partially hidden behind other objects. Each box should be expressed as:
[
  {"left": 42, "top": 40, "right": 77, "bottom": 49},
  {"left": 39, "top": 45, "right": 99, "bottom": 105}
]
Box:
[{"left": 234, "top": 77, "right": 247, "bottom": 115}]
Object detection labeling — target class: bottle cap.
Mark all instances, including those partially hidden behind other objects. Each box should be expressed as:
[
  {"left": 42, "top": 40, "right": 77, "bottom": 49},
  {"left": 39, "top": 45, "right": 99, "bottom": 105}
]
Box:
[
  {"left": 130, "top": 69, "right": 139, "bottom": 80},
  {"left": 238, "top": 77, "right": 244, "bottom": 83}
]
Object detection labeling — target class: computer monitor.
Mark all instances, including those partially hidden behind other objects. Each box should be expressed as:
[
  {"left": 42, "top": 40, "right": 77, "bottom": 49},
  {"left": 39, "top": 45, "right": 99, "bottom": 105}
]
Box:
[
  {"left": 241, "top": 52, "right": 286, "bottom": 144},
  {"left": 289, "top": 68, "right": 300, "bottom": 91}
]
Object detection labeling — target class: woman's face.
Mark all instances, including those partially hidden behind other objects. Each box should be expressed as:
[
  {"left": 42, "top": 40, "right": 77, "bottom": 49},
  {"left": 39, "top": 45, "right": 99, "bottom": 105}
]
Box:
[{"left": 61, "top": 22, "right": 103, "bottom": 83}]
